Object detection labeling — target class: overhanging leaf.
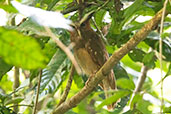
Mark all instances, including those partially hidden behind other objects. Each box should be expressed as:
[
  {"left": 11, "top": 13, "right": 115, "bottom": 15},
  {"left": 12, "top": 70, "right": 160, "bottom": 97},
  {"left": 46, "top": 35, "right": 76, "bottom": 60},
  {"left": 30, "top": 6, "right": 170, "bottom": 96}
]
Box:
[{"left": 0, "top": 27, "right": 48, "bottom": 69}]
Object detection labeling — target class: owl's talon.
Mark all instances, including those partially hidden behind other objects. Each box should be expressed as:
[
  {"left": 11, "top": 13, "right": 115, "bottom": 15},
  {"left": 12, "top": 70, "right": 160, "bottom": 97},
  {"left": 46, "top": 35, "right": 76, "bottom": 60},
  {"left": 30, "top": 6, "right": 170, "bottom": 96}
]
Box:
[{"left": 85, "top": 74, "right": 95, "bottom": 86}]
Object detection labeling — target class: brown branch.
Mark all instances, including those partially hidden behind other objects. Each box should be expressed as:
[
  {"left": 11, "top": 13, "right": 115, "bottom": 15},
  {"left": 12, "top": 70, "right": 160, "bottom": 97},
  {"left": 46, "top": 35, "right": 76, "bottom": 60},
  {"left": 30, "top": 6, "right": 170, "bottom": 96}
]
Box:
[
  {"left": 32, "top": 70, "right": 42, "bottom": 114},
  {"left": 134, "top": 66, "right": 149, "bottom": 93},
  {"left": 52, "top": 8, "right": 167, "bottom": 114},
  {"left": 57, "top": 65, "right": 75, "bottom": 107},
  {"left": 129, "top": 65, "right": 149, "bottom": 108}
]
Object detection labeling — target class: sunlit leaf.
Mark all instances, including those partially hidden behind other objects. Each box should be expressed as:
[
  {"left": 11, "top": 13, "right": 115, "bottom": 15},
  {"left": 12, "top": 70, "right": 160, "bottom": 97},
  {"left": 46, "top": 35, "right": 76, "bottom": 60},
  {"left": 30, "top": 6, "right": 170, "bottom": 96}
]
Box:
[
  {"left": 121, "top": 55, "right": 141, "bottom": 72},
  {"left": 0, "top": 27, "right": 48, "bottom": 69},
  {"left": 163, "top": 106, "right": 171, "bottom": 113},
  {"left": 117, "top": 78, "right": 135, "bottom": 90},
  {"left": 136, "top": 99, "right": 152, "bottom": 114},
  {"left": 0, "top": 4, "right": 17, "bottom": 13},
  {"left": 97, "top": 90, "right": 131, "bottom": 110}
]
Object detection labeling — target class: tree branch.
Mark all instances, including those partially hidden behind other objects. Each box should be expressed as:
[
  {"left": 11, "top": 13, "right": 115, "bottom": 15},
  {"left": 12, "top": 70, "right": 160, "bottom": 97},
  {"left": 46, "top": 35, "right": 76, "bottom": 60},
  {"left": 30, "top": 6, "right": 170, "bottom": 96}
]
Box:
[
  {"left": 57, "top": 65, "right": 75, "bottom": 107},
  {"left": 134, "top": 66, "right": 149, "bottom": 93},
  {"left": 129, "top": 65, "right": 149, "bottom": 108},
  {"left": 52, "top": 8, "right": 168, "bottom": 114}
]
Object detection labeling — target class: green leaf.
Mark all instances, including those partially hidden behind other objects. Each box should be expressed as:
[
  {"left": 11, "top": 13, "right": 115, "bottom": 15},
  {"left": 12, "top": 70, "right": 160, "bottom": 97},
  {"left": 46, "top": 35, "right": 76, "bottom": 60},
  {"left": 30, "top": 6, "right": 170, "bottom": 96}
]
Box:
[
  {"left": 114, "top": 63, "right": 129, "bottom": 79},
  {"left": 0, "top": 75, "right": 13, "bottom": 93},
  {"left": 116, "top": 78, "right": 135, "bottom": 90},
  {"left": 123, "top": 0, "right": 144, "bottom": 23},
  {"left": 163, "top": 106, "right": 171, "bottom": 113},
  {"left": 73, "top": 74, "right": 84, "bottom": 88},
  {"left": 47, "top": 0, "right": 60, "bottom": 10},
  {"left": 129, "top": 93, "right": 142, "bottom": 110},
  {"left": 97, "top": 90, "right": 131, "bottom": 110},
  {"left": 121, "top": 55, "right": 141, "bottom": 72},
  {"left": 144, "top": 37, "right": 171, "bottom": 62},
  {"left": 40, "top": 49, "right": 67, "bottom": 97},
  {"left": 4, "top": 97, "right": 24, "bottom": 105},
  {"left": 0, "top": 4, "right": 17, "bottom": 13},
  {"left": 128, "top": 48, "right": 146, "bottom": 62},
  {"left": 0, "top": 58, "right": 12, "bottom": 80},
  {"left": 137, "top": 99, "right": 152, "bottom": 114},
  {"left": 142, "top": 51, "right": 156, "bottom": 69},
  {"left": 0, "top": 27, "right": 48, "bottom": 69}
]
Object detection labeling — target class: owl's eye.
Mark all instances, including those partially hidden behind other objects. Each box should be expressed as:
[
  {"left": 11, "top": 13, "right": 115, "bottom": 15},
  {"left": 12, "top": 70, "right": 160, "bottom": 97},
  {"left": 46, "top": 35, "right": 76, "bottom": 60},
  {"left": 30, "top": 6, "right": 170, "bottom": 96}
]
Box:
[{"left": 80, "top": 23, "right": 86, "bottom": 27}]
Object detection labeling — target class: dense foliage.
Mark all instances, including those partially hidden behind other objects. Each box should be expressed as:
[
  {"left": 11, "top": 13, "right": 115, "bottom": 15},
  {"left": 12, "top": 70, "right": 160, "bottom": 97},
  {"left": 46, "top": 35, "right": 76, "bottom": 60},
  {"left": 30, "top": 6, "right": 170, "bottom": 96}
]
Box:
[{"left": 0, "top": 0, "right": 170, "bottom": 114}]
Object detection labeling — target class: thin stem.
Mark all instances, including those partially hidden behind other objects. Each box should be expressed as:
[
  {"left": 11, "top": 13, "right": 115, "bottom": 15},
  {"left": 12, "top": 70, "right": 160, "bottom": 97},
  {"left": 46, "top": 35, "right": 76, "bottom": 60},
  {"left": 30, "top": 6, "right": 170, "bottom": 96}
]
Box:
[
  {"left": 159, "top": 0, "right": 168, "bottom": 113},
  {"left": 13, "top": 67, "right": 20, "bottom": 113},
  {"left": 32, "top": 70, "right": 42, "bottom": 114},
  {"left": 129, "top": 65, "right": 149, "bottom": 109},
  {"left": 8, "top": 104, "right": 34, "bottom": 108}
]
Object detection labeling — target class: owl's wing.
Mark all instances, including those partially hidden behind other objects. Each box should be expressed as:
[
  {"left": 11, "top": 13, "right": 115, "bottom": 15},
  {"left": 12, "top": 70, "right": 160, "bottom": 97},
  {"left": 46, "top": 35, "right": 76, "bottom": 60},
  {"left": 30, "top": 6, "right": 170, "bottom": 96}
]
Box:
[{"left": 84, "top": 30, "right": 108, "bottom": 67}]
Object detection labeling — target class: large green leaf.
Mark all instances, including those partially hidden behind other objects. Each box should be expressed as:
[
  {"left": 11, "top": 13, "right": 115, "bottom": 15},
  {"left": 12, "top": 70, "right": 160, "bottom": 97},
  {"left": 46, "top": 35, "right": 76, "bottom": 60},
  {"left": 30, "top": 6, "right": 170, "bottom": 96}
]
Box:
[
  {"left": 0, "top": 27, "right": 48, "bottom": 69},
  {"left": 40, "top": 49, "right": 67, "bottom": 97},
  {"left": 97, "top": 90, "right": 131, "bottom": 110}
]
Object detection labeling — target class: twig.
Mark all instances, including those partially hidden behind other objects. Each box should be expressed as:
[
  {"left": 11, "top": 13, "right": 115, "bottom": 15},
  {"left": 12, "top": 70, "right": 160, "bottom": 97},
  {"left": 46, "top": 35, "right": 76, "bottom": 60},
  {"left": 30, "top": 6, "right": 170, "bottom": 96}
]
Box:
[
  {"left": 8, "top": 104, "right": 34, "bottom": 108},
  {"left": 44, "top": 27, "right": 81, "bottom": 74},
  {"left": 159, "top": 0, "right": 168, "bottom": 113},
  {"left": 129, "top": 65, "right": 149, "bottom": 108},
  {"left": 51, "top": 8, "right": 167, "bottom": 114},
  {"left": 57, "top": 65, "right": 75, "bottom": 107},
  {"left": 134, "top": 66, "right": 149, "bottom": 93},
  {"left": 13, "top": 67, "right": 20, "bottom": 113},
  {"left": 32, "top": 70, "right": 42, "bottom": 114}
]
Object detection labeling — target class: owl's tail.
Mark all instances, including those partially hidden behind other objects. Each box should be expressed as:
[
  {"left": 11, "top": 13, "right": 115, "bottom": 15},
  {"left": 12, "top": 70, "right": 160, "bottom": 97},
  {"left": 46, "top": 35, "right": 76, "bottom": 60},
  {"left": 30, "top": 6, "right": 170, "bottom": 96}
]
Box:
[{"left": 101, "top": 70, "right": 118, "bottom": 111}]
